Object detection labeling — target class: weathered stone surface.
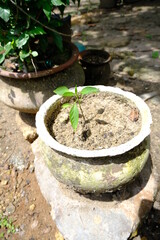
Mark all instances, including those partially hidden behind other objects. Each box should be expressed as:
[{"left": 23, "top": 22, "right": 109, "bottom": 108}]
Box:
[
  {"left": 5, "top": 203, "right": 15, "bottom": 215},
  {"left": 16, "top": 112, "right": 37, "bottom": 143},
  {"left": 105, "top": 35, "right": 131, "bottom": 48},
  {"left": 36, "top": 137, "right": 150, "bottom": 194},
  {"left": 32, "top": 138, "right": 157, "bottom": 240},
  {"left": 0, "top": 62, "right": 85, "bottom": 113}
]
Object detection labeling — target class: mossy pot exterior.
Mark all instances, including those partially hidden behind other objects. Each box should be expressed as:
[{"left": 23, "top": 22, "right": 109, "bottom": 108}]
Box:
[
  {"left": 36, "top": 86, "right": 152, "bottom": 193},
  {"left": 38, "top": 137, "right": 150, "bottom": 194},
  {"left": 0, "top": 43, "right": 85, "bottom": 114}
]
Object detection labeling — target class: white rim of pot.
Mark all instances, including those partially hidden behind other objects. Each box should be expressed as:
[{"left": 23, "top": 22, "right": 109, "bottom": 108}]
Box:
[{"left": 36, "top": 86, "right": 152, "bottom": 158}]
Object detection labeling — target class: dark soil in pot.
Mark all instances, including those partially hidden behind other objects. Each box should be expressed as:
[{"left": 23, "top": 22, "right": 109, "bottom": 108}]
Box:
[
  {"left": 82, "top": 55, "right": 107, "bottom": 64},
  {"left": 49, "top": 91, "right": 141, "bottom": 150}
]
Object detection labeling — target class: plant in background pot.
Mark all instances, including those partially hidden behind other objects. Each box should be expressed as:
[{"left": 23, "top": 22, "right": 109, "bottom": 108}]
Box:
[
  {"left": 36, "top": 85, "right": 152, "bottom": 194},
  {"left": 0, "top": 0, "right": 84, "bottom": 113}
]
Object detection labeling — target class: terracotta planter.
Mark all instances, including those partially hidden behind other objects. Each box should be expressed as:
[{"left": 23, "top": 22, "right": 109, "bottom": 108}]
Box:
[
  {"left": 0, "top": 43, "right": 85, "bottom": 113},
  {"left": 36, "top": 86, "right": 152, "bottom": 194},
  {"left": 79, "top": 50, "right": 111, "bottom": 85}
]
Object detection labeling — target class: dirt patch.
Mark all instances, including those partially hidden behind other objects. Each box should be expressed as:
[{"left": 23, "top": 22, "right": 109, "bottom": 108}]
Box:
[
  {"left": 0, "top": 102, "right": 57, "bottom": 240},
  {"left": 51, "top": 92, "right": 141, "bottom": 150}
]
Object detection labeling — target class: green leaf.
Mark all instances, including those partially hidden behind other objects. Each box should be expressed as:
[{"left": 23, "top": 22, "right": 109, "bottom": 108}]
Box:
[
  {"left": 16, "top": 34, "right": 29, "bottom": 49},
  {"left": 27, "top": 26, "right": 46, "bottom": 37},
  {"left": 62, "top": 103, "right": 71, "bottom": 108},
  {"left": 69, "top": 103, "right": 79, "bottom": 131},
  {"left": 146, "top": 34, "right": 152, "bottom": 40},
  {"left": 51, "top": 0, "right": 64, "bottom": 6},
  {"left": 54, "top": 86, "right": 70, "bottom": 95},
  {"left": 4, "top": 42, "right": 13, "bottom": 55},
  {"left": 80, "top": 87, "right": 99, "bottom": 95},
  {"left": 19, "top": 50, "right": 30, "bottom": 61},
  {"left": 152, "top": 51, "right": 159, "bottom": 59},
  {"left": 0, "top": 6, "right": 10, "bottom": 22},
  {"left": 31, "top": 51, "right": 38, "bottom": 57},
  {"left": 0, "top": 232, "right": 4, "bottom": 238},
  {"left": 63, "top": 91, "right": 75, "bottom": 97},
  {"left": 42, "top": 2, "right": 52, "bottom": 21},
  {"left": 0, "top": 46, "right": 5, "bottom": 54},
  {"left": 0, "top": 54, "right": 5, "bottom": 64},
  {"left": 52, "top": 33, "right": 63, "bottom": 52},
  {"left": 0, "top": 46, "right": 5, "bottom": 64},
  {"left": 0, "top": 42, "right": 13, "bottom": 64}
]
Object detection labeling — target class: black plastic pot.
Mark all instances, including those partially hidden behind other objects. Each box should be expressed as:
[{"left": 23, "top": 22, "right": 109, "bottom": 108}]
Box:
[
  {"left": 79, "top": 49, "right": 111, "bottom": 85},
  {"left": 124, "top": 0, "right": 140, "bottom": 3},
  {"left": 99, "top": 0, "right": 116, "bottom": 8}
]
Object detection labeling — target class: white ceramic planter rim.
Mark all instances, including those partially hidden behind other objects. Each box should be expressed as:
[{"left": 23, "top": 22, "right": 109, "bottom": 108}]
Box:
[{"left": 36, "top": 86, "right": 152, "bottom": 158}]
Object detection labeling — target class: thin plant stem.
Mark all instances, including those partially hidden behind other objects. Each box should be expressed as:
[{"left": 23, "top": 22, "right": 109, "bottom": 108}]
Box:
[
  {"left": 28, "top": 44, "right": 37, "bottom": 73},
  {"left": 30, "top": 56, "right": 37, "bottom": 73},
  {"left": 77, "top": 94, "right": 86, "bottom": 124}
]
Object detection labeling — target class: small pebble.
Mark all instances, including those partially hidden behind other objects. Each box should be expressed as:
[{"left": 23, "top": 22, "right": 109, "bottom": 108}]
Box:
[
  {"left": 42, "top": 225, "right": 52, "bottom": 234},
  {"left": 31, "top": 220, "right": 39, "bottom": 229},
  {"left": 97, "top": 108, "right": 104, "bottom": 114},
  {"left": 26, "top": 179, "right": 31, "bottom": 185},
  {"left": 29, "top": 164, "right": 35, "bottom": 173},
  {"left": 1, "top": 179, "right": 8, "bottom": 186},
  {"left": 29, "top": 204, "right": 36, "bottom": 211},
  {"left": 59, "top": 113, "right": 69, "bottom": 123},
  {"left": 5, "top": 203, "right": 16, "bottom": 215},
  {"left": 21, "top": 190, "right": 26, "bottom": 197},
  {"left": 0, "top": 189, "right": 3, "bottom": 195}
]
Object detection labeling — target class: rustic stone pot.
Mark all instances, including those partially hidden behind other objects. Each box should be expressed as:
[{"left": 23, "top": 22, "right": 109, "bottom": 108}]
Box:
[
  {"left": 79, "top": 50, "right": 111, "bottom": 85},
  {"left": 0, "top": 43, "right": 85, "bottom": 114},
  {"left": 36, "top": 86, "right": 152, "bottom": 194}
]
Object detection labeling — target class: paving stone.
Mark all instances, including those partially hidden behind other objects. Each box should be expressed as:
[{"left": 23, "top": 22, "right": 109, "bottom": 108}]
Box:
[
  {"left": 29, "top": 204, "right": 36, "bottom": 211},
  {"left": 32, "top": 138, "right": 157, "bottom": 240},
  {"left": 104, "top": 34, "right": 131, "bottom": 48}
]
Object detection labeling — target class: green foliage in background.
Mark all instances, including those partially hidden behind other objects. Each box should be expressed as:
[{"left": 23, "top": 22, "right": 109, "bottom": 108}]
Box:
[
  {"left": 0, "top": 0, "right": 80, "bottom": 70},
  {"left": 152, "top": 51, "right": 159, "bottom": 59}
]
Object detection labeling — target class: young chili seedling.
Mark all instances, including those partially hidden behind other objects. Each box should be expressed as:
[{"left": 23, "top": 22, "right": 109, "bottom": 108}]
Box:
[{"left": 53, "top": 86, "right": 99, "bottom": 131}]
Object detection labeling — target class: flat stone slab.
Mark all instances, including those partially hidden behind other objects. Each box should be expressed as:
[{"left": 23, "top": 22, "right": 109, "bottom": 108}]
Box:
[{"left": 32, "top": 138, "right": 157, "bottom": 240}]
